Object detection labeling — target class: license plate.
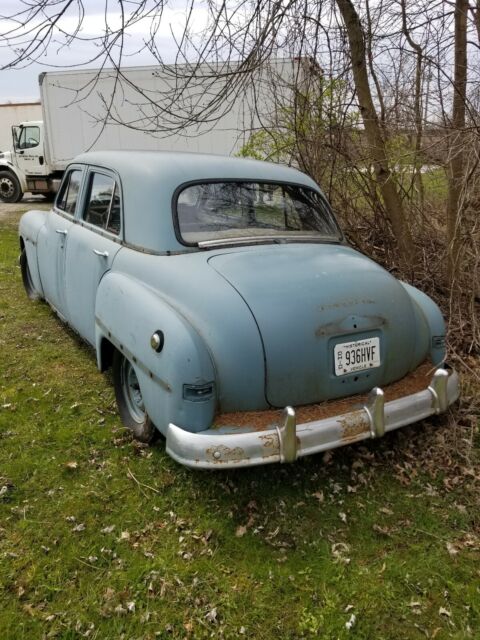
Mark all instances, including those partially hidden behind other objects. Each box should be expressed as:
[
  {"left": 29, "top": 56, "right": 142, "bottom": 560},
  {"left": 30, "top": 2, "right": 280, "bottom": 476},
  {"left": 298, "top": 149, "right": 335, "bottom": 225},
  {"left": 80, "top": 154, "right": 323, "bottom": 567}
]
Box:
[{"left": 334, "top": 337, "right": 380, "bottom": 376}]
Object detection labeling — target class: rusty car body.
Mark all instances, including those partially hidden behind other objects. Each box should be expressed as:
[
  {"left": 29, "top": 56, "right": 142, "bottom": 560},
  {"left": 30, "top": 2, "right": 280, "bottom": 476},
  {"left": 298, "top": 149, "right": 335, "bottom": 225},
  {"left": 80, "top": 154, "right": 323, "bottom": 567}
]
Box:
[{"left": 18, "top": 151, "right": 459, "bottom": 468}]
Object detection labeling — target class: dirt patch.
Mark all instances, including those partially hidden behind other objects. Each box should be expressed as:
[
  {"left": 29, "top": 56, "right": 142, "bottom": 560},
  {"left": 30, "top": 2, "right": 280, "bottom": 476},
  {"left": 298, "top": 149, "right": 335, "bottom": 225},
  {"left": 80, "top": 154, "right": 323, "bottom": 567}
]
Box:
[{"left": 213, "top": 361, "right": 434, "bottom": 431}]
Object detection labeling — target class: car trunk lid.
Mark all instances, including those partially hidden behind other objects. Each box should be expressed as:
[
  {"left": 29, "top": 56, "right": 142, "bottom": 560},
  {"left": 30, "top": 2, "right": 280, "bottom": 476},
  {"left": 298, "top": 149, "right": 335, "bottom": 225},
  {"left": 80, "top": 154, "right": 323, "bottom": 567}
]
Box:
[{"left": 208, "top": 243, "right": 419, "bottom": 407}]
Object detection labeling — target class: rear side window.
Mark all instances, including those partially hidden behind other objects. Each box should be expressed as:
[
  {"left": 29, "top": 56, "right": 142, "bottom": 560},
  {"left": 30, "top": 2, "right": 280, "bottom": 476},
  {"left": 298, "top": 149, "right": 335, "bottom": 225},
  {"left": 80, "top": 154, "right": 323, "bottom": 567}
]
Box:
[
  {"left": 107, "top": 188, "right": 121, "bottom": 235},
  {"left": 83, "top": 172, "right": 121, "bottom": 235},
  {"left": 56, "top": 169, "right": 83, "bottom": 215}
]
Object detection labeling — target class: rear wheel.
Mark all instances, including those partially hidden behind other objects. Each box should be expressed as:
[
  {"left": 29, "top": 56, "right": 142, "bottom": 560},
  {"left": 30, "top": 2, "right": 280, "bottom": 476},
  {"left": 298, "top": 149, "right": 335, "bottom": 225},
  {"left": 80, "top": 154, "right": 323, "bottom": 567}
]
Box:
[
  {"left": 112, "top": 350, "right": 158, "bottom": 443},
  {"left": 20, "top": 249, "right": 39, "bottom": 300},
  {"left": 0, "top": 171, "right": 23, "bottom": 203}
]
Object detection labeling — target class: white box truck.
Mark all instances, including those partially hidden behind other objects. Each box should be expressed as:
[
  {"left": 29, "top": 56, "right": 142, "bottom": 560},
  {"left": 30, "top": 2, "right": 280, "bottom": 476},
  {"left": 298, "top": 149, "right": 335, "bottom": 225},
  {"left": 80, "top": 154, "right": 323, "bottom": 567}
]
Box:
[{"left": 0, "top": 60, "right": 295, "bottom": 202}]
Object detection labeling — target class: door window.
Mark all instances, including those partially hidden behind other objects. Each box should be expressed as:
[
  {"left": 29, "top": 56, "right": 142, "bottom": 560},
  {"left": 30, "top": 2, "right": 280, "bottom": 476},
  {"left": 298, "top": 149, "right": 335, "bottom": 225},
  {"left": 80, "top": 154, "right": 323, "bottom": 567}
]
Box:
[
  {"left": 56, "top": 170, "right": 83, "bottom": 215},
  {"left": 17, "top": 126, "right": 40, "bottom": 150},
  {"left": 83, "top": 172, "right": 121, "bottom": 235}
]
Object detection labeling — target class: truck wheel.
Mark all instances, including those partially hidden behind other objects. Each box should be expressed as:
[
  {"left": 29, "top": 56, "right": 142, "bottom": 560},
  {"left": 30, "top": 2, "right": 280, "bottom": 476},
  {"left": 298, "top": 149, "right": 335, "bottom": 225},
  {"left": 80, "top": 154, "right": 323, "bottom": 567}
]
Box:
[
  {"left": 112, "top": 350, "right": 158, "bottom": 444},
  {"left": 20, "top": 249, "right": 40, "bottom": 300},
  {"left": 0, "top": 171, "right": 23, "bottom": 203}
]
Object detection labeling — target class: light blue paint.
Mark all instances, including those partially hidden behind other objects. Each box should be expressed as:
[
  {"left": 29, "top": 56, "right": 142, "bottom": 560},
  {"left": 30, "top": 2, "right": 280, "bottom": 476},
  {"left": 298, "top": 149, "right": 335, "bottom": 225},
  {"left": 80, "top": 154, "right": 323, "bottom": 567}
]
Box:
[{"left": 19, "top": 151, "right": 446, "bottom": 438}]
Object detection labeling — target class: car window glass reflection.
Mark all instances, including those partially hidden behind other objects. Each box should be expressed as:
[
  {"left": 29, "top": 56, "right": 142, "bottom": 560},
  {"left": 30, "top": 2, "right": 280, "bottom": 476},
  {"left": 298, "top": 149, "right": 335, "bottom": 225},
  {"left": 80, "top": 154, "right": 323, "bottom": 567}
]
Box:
[
  {"left": 56, "top": 170, "right": 82, "bottom": 215},
  {"left": 177, "top": 181, "right": 341, "bottom": 244},
  {"left": 84, "top": 173, "right": 116, "bottom": 229},
  {"left": 82, "top": 173, "right": 121, "bottom": 235},
  {"left": 107, "top": 186, "right": 121, "bottom": 235}
]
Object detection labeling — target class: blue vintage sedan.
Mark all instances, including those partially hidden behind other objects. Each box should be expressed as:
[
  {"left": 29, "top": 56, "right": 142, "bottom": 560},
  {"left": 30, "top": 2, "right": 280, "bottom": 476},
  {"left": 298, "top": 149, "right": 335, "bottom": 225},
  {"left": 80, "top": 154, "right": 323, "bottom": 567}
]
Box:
[{"left": 19, "top": 151, "right": 459, "bottom": 468}]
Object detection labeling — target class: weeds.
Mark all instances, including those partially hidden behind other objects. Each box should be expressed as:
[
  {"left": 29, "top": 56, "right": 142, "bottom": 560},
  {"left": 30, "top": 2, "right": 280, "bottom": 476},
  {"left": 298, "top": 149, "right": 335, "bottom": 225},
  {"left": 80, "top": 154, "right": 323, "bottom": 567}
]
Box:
[{"left": 0, "top": 206, "right": 479, "bottom": 639}]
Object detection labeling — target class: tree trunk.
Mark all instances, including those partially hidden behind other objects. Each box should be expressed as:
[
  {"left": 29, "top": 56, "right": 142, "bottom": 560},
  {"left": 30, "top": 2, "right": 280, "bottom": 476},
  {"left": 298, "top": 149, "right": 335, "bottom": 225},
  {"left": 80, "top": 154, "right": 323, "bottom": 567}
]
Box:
[
  {"left": 401, "top": 0, "right": 425, "bottom": 210},
  {"left": 336, "top": 0, "right": 415, "bottom": 266},
  {"left": 446, "top": 0, "right": 468, "bottom": 283}
]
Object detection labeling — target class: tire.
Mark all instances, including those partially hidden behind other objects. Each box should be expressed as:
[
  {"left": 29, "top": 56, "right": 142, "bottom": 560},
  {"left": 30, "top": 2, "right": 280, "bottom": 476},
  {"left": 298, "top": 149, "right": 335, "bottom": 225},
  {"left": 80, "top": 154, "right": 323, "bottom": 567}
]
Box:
[
  {"left": 20, "top": 249, "right": 40, "bottom": 300},
  {"left": 112, "top": 350, "right": 158, "bottom": 443},
  {"left": 0, "top": 171, "right": 23, "bottom": 203}
]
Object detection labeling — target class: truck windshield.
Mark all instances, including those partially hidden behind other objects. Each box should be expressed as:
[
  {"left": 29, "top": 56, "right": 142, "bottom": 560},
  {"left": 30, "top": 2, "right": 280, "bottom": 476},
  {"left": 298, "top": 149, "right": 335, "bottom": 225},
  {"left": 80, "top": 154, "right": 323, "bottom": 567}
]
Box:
[{"left": 176, "top": 181, "right": 342, "bottom": 245}]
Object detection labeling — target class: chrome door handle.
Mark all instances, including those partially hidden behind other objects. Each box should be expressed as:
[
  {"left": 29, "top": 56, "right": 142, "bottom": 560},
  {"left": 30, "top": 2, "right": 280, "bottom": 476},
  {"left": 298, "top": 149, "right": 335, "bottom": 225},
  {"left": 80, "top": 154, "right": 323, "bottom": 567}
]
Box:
[
  {"left": 55, "top": 229, "right": 68, "bottom": 235},
  {"left": 93, "top": 249, "right": 109, "bottom": 258}
]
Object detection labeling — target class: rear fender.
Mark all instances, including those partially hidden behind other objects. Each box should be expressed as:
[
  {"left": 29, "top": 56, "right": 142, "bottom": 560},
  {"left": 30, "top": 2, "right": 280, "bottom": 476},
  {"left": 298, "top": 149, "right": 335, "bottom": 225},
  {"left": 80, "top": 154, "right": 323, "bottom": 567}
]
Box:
[
  {"left": 401, "top": 282, "right": 446, "bottom": 365},
  {"left": 95, "top": 272, "right": 216, "bottom": 435},
  {"left": 18, "top": 210, "right": 48, "bottom": 297}
]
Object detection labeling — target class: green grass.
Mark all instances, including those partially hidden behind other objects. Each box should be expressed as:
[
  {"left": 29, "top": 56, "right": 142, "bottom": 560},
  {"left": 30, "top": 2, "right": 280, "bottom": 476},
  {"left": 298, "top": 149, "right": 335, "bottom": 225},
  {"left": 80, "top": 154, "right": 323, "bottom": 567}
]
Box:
[
  {"left": 420, "top": 167, "right": 449, "bottom": 202},
  {"left": 0, "top": 206, "right": 479, "bottom": 639}
]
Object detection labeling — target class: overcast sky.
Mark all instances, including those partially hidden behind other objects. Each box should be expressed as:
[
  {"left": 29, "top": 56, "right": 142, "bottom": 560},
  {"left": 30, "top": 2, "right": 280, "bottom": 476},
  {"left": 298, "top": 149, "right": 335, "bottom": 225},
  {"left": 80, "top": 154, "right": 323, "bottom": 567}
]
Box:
[{"left": 0, "top": 0, "right": 207, "bottom": 102}]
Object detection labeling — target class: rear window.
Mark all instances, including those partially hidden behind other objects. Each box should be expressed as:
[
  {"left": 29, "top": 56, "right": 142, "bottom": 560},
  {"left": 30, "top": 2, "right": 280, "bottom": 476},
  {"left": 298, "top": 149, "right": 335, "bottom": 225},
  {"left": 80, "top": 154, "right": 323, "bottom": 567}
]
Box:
[{"left": 176, "top": 181, "right": 341, "bottom": 245}]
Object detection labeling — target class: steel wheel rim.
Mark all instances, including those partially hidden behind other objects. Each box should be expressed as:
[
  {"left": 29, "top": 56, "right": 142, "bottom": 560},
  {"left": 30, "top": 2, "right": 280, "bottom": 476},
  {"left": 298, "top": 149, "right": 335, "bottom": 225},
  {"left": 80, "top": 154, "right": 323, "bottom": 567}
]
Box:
[
  {"left": 121, "top": 358, "right": 145, "bottom": 423},
  {"left": 0, "top": 177, "right": 14, "bottom": 198}
]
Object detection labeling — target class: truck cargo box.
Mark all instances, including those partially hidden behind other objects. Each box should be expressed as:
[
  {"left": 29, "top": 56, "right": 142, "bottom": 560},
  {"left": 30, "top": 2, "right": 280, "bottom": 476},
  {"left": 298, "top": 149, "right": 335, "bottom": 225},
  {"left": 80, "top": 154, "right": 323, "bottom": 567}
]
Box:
[{"left": 39, "top": 60, "right": 295, "bottom": 170}]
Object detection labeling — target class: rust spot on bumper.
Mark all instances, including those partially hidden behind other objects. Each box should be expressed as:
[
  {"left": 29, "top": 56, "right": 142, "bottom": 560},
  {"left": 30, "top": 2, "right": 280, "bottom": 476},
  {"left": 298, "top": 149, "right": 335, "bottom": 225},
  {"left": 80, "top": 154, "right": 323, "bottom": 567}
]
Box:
[
  {"left": 205, "top": 444, "right": 248, "bottom": 464},
  {"left": 259, "top": 432, "right": 279, "bottom": 449},
  {"left": 338, "top": 410, "right": 370, "bottom": 442},
  {"left": 259, "top": 432, "right": 281, "bottom": 460}
]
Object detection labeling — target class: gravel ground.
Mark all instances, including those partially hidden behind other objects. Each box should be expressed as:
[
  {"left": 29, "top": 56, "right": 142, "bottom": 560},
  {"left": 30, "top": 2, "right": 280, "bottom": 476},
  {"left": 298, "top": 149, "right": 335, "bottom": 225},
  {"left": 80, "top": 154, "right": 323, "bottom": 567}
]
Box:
[{"left": 0, "top": 195, "right": 49, "bottom": 221}]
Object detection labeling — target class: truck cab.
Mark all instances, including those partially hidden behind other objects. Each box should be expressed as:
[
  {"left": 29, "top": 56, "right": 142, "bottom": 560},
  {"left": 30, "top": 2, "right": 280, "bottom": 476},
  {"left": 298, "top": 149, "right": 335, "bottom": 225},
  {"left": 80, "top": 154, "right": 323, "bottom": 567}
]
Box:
[{"left": 0, "top": 120, "right": 61, "bottom": 202}]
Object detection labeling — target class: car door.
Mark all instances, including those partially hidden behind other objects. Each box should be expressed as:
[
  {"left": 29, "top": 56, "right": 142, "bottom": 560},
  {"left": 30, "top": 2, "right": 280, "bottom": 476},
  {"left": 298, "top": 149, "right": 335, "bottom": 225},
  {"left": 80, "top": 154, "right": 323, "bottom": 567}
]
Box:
[
  {"left": 64, "top": 168, "right": 122, "bottom": 346},
  {"left": 36, "top": 167, "right": 84, "bottom": 317},
  {"left": 14, "top": 124, "right": 47, "bottom": 177}
]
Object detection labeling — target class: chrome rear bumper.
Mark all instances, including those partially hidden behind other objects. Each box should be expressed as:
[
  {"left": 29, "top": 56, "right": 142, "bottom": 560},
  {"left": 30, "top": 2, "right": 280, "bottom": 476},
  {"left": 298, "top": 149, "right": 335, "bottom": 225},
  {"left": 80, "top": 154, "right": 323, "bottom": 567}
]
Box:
[{"left": 166, "top": 368, "right": 460, "bottom": 469}]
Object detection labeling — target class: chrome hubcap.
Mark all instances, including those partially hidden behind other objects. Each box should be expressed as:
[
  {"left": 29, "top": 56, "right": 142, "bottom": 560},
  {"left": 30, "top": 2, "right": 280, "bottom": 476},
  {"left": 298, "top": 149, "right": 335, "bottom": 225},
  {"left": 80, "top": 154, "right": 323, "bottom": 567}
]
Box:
[
  {"left": 121, "top": 359, "right": 145, "bottom": 423},
  {"left": 0, "top": 177, "right": 14, "bottom": 198}
]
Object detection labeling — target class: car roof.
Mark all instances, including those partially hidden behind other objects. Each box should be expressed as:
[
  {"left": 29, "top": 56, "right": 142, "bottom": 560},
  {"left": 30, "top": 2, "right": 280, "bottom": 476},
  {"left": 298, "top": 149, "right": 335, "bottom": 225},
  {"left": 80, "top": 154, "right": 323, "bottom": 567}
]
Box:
[
  {"left": 73, "top": 150, "right": 317, "bottom": 187},
  {"left": 71, "top": 150, "right": 321, "bottom": 253}
]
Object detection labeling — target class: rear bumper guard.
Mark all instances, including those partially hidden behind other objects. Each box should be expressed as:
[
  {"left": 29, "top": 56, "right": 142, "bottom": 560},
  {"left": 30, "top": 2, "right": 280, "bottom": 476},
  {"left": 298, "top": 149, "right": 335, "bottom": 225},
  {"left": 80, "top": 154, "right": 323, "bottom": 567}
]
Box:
[{"left": 166, "top": 368, "right": 459, "bottom": 469}]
